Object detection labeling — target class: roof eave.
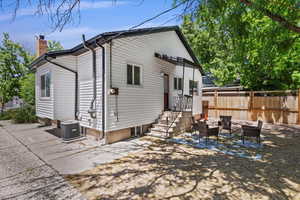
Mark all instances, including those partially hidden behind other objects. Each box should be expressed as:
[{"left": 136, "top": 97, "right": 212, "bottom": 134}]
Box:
[{"left": 29, "top": 26, "right": 205, "bottom": 75}]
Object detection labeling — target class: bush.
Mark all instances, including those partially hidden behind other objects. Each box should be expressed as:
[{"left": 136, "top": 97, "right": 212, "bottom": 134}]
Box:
[
  {"left": 0, "top": 109, "right": 18, "bottom": 120},
  {"left": 11, "top": 105, "right": 37, "bottom": 123}
]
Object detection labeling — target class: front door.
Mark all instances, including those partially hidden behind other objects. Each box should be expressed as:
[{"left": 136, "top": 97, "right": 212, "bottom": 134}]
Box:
[{"left": 163, "top": 74, "right": 169, "bottom": 110}]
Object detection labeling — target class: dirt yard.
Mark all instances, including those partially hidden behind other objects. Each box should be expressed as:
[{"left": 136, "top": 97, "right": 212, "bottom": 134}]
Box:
[{"left": 66, "top": 122, "right": 300, "bottom": 200}]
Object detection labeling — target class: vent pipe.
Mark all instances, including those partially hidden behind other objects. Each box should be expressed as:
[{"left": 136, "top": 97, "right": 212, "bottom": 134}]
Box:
[{"left": 82, "top": 34, "right": 97, "bottom": 118}]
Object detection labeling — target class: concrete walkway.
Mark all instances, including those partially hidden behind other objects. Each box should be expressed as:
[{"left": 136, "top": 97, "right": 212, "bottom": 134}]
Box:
[{"left": 0, "top": 121, "right": 150, "bottom": 199}]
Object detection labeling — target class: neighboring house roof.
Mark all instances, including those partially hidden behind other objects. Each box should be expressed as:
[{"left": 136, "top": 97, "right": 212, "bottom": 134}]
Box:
[
  {"left": 202, "top": 74, "right": 216, "bottom": 88},
  {"left": 202, "top": 86, "right": 243, "bottom": 92},
  {"left": 29, "top": 26, "right": 203, "bottom": 73},
  {"left": 202, "top": 73, "right": 242, "bottom": 91}
]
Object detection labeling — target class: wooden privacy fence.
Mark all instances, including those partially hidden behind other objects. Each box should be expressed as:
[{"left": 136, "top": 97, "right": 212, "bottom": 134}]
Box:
[{"left": 202, "top": 89, "right": 300, "bottom": 125}]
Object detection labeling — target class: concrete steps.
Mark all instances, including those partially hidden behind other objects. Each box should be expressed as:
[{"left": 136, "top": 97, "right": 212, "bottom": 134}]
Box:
[{"left": 147, "top": 111, "right": 183, "bottom": 138}]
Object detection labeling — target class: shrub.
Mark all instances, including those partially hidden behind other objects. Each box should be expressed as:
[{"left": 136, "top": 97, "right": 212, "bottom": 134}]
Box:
[
  {"left": 0, "top": 109, "right": 18, "bottom": 120},
  {"left": 11, "top": 105, "right": 37, "bottom": 123}
]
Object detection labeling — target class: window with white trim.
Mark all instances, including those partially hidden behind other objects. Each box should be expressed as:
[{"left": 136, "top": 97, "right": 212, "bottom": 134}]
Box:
[
  {"left": 189, "top": 80, "right": 198, "bottom": 95},
  {"left": 40, "top": 72, "right": 51, "bottom": 97},
  {"left": 174, "top": 77, "right": 182, "bottom": 90},
  {"left": 127, "top": 64, "right": 141, "bottom": 85}
]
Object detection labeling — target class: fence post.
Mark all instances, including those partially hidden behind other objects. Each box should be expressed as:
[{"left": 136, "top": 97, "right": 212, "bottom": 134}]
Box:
[
  {"left": 249, "top": 91, "right": 254, "bottom": 121},
  {"left": 214, "top": 90, "right": 218, "bottom": 118}
]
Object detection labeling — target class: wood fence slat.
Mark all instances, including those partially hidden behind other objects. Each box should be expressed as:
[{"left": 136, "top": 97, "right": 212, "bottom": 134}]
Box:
[{"left": 203, "top": 89, "right": 299, "bottom": 125}]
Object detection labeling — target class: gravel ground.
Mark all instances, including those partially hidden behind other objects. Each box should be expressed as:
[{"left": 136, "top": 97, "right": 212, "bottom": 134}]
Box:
[
  {"left": 67, "top": 121, "right": 300, "bottom": 200},
  {"left": 0, "top": 122, "right": 84, "bottom": 200}
]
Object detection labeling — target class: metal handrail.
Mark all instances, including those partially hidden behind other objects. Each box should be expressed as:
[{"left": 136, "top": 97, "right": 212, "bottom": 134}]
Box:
[
  {"left": 165, "top": 95, "right": 193, "bottom": 137},
  {"left": 173, "top": 95, "right": 192, "bottom": 111},
  {"left": 166, "top": 111, "right": 181, "bottom": 137}
]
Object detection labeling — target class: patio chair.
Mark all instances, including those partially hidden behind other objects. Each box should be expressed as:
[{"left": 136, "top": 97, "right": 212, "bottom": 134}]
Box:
[
  {"left": 198, "top": 121, "right": 219, "bottom": 145},
  {"left": 241, "top": 120, "right": 263, "bottom": 144},
  {"left": 191, "top": 116, "right": 200, "bottom": 133},
  {"left": 218, "top": 115, "right": 232, "bottom": 135}
]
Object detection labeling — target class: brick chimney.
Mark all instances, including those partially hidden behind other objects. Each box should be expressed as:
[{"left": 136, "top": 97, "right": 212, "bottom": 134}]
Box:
[{"left": 36, "top": 35, "right": 48, "bottom": 57}]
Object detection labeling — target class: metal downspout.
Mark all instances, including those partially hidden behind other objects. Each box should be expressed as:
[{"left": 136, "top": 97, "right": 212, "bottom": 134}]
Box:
[
  {"left": 109, "top": 41, "right": 113, "bottom": 88},
  {"left": 82, "top": 34, "right": 97, "bottom": 118},
  {"left": 95, "top": 40, "right": 106, "bottom": 140},
  {"left": 44, "top": 55, "right": 78, "bottom": 119},
  {"left": 191, "top": 65, "right": 195, "bottom": 115},
  {"left": 182, "top": 62, "right": 185, "bottom": 112}
]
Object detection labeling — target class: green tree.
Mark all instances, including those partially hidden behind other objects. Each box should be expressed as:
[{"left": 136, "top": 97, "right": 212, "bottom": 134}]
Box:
[
  {"left": 0, "top": 33, "right": 33, "bottom": 112},
  {"left": 47, "top": 40, "right": 64, "bottom": 51},
  {"left": 180, "top": 0, "right": 300, "bottom": 90},
  {"left": 20, "top": 73, "right": 35, "bottom": 106}
]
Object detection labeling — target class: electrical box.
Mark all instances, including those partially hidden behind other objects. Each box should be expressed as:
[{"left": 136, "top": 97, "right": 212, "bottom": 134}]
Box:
[{"left": 109, "top": 87, "right": 119, "bottom": 95}]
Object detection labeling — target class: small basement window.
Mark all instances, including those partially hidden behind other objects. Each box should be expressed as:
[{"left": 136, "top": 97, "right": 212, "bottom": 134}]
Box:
[
  {"left": 127, "top": 64, "right": 141, "bottom": 86},
  {"left": 189, "top": 80, "right": 198, "bottom": 95},
  {"left": 174, "top": 77, "right": 182, "bottom": 90},
  {"left": 131, "top": 126, "right": 142, "bottom": 137},
  {"left": 40, "top": 72, "right": 51, "bottom": 97}
]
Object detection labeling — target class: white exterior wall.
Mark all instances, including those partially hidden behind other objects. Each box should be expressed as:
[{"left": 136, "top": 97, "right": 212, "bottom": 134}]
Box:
[
  {"left": 171, "top": 65, "right": 203, "bottom": 115},
  {"left": 36, "top": 56, "right": 76, "bottom": 120},
  {"left": 36, "top": 63, "right": 55, "bottom": 119},
  {"left": 106, "top": 31, "right": 202, "bottom": 131},
  {"left": 53, "top": 56, "right": 77, "bottom": 120},
  {"left": 77, "top": 48, "right": 103, "bottom": 130}
]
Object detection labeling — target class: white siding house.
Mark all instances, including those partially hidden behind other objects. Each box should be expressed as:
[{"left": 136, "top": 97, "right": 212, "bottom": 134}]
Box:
[{"left": 31, "top": 26, "right": 204, "bottom": 143}]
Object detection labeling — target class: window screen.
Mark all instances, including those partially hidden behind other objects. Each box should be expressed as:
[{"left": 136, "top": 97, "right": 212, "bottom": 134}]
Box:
[
  {"left": 134, "top": 66, "right": 140, "bottom": 85},
  {"left": 178, "top": 78, "right": 182, "bottom": 90},
  {"left": 127, "top": 64, "right": 133, "bottom": 85},
  {"left": 127, "top": 64, "right": 141, "bottom": 86},
  {"left": 40, "top": 72, "right": 51, "bottom": 97}
]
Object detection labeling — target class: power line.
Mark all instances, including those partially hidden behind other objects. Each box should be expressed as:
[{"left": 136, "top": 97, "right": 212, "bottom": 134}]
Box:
[{"left": 98, "top": 0, "right": 189, "bottom": 43}]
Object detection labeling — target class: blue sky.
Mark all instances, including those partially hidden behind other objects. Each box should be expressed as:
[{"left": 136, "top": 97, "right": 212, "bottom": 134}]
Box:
[{"left": 0, "top": 0, "right": 184, "bottom": 53}]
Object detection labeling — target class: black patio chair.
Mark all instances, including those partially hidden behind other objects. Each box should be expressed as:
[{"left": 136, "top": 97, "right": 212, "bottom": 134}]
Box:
[
  {"left": 198, "top": 121, "right": 219, "bottom": 145},
  {"left": 241, "top": 120, "right": 263, "bottom": 144},
  {"left": 191, "top": 116, "right": 200, "bottom": 134},
  {"left": 218, "top": 115, "right": 232, "bottom": 135}
]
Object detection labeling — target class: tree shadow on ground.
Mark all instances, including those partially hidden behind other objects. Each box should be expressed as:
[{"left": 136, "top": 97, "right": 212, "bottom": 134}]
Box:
[{"left": 66, "top": 123, "right": 300, "bottom": 200}]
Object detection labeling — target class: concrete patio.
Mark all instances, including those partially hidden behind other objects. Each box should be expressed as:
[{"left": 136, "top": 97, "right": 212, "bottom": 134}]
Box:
[{"left": 0, "top": 120, "right": 150, "bottom": 199}]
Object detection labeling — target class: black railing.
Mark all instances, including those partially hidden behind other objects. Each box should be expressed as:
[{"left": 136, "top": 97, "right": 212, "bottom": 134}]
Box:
[
  {"left": 172, "top": 95, "right": 192, "bottom": 112},
  {"left": 166, "top": 111, "right": 181, "bottom": 137},
  {"left": 165, "top": 95, "right": 193, "bottom": 137}
]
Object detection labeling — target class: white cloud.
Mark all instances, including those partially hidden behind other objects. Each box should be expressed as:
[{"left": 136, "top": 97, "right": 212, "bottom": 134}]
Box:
[
  {"left": 46, "top": 26, "right": 105, "bottom": 48},
  {"left": 0, "top": 1, "right": 128, "bottom": 22},
  {"left": 80, "top": 1, "right": 128, "bottom": 9},
  {"left": 0, "top": 8, "right": 35, "bottom": 22}
]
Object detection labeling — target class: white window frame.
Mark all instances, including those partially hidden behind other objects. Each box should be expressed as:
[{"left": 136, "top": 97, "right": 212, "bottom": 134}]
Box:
[
  {"left": 130, "top": 126, "right": 143, "bottom": 137},
  {"left": 40, "top": 71, "right": 51, "bottom": 99},
  {"left": 174, "top": 77, "right": 183, "bottom": 91},
  {"left": 126, "top": 63, "right": 143, "bottom": 87}
]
